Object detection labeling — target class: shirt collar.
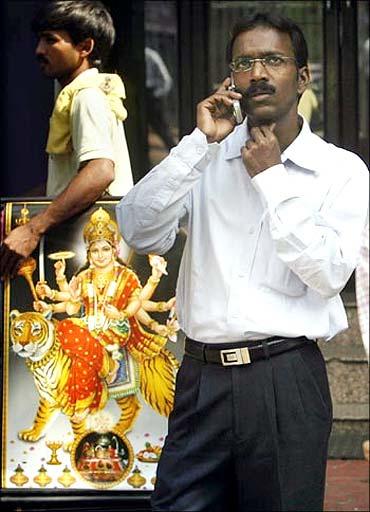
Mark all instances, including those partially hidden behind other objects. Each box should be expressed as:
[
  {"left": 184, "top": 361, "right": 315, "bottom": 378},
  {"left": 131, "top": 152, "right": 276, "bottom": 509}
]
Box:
[
  {"left": 223, "top": 118, "right": 250, "bottom": 161},
  {"left": 68, "top": 67, "right": 99, "bottom": 86},
  {"left": 224, "top": 115, "right": 324, "bottom": 174},
  {"left": 280, "top": 116, "right": 321, "bottom": 173}
]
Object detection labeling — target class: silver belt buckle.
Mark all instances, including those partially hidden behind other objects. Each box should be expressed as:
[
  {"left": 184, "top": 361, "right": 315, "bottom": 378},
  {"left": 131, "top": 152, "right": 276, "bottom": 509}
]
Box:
[{"left": 220, "top": 347, "right": 251, "bottom": 366}]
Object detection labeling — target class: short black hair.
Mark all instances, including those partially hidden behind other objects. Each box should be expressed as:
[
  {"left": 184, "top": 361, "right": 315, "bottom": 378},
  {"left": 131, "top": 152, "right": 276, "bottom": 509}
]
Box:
[
  {"left": 226, "top": 12, "right": 308, "bottom": 69},
  {"left": 31, "top": 0, "right": 115, "bottom": 68}
]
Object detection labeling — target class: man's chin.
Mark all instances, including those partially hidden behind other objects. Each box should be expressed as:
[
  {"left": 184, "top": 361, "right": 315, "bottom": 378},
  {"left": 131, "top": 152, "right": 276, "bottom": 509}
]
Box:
[
  {"left": 39, "top": 65, "right": 60, "bottom": 80},
  {"left": 247, "top": 113, "right": 276, "bottom": 127},
  {"left": 242, "top": 101, "right": 276, "bottom": 126},
  {"left": 39, "top": 68, "right": 56, "bottom": 78}
]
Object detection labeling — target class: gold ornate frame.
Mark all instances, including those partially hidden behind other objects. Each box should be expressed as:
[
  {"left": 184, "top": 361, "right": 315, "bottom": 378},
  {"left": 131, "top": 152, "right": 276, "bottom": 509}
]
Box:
[{"left": 1, "top": 199, "right": 185, "bottom": 496}]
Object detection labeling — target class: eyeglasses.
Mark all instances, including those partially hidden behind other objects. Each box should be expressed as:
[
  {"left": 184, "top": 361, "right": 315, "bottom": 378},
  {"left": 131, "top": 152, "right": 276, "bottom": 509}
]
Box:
[{"left": 229, "top": 55, "right": 297, "bottom": 73}]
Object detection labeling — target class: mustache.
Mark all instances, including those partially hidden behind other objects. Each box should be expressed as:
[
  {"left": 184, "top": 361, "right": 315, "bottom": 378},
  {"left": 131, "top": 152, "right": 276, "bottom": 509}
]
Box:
[{"left": 236, "top": 82, "right": 276, "bottom": 98}]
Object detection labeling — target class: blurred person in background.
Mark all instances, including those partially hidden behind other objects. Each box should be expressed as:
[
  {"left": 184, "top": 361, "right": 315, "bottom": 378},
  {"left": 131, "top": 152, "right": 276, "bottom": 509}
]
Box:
[{"left": 145, "top": 46, "right": 176, "bottom": 151}]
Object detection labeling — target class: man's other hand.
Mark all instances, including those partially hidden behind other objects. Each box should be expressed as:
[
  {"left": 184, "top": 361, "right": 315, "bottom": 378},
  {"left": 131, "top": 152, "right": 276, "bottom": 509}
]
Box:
[
  {"left": 241, "top": 124, "right": 282, "bottom": 177},
  {"left": 0, "top": 223, "right": 41, "bottom": 278}
]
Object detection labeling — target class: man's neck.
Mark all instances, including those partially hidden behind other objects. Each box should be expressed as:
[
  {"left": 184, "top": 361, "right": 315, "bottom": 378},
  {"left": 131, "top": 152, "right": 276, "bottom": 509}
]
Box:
[
  {"left": 58, "top": 62, "right": 92, "bottom": 88},
  {"left": 247, "top": 111, "right": 303, "bottom": 152},
  {"left": 274, "top": 115, "right": 303, "bottom": 152}
]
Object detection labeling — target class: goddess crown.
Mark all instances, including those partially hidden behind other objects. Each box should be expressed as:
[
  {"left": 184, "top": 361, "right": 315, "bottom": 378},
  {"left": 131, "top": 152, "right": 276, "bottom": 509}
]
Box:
[{"left": 83, "top": 208, "right": 121, "bottom": 247}]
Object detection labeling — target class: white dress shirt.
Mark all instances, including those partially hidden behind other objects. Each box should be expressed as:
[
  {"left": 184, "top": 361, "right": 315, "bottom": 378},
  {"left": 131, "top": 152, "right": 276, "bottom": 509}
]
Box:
[
  {"left": 355, "top": 223, "right": 369, "bottom": 359},
  {"left": 116, "top": 118, "right": 369, "bottom": 343}
]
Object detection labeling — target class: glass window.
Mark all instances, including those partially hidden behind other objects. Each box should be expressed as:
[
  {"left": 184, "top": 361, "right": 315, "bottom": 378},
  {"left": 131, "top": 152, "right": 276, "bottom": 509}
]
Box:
[
  {"left": 208, "top": 1, "right": 324, "bottom": 135},
  {"left": 144, "top": 1, "right": 179, "bottom": 167}
]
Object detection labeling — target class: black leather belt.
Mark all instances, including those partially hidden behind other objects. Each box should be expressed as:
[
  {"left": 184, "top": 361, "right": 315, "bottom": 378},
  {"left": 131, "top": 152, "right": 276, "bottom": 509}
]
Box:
[{"left": 185, "top": 336, "right": 313, "bottom": 366}]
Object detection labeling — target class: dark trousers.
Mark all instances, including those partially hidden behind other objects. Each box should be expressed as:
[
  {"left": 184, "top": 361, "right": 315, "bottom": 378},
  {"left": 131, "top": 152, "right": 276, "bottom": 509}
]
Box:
[{"left": 151, "top": 342, "right": 332, "bottom": 511}]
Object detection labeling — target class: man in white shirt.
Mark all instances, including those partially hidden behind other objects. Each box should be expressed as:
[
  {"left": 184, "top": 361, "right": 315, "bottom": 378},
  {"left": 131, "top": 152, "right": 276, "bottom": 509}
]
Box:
[
  {"left": 0, "top": 0, "right": 133, "bottom": 278},
  {"left": 356, "top": 224, "right": 369, "bottom": 361},
  {"left": 117, "top": 13, "right": 369, "bottom": 512},
  {"left": 356, "top": 224, "right": 369, "bottom": 462}
]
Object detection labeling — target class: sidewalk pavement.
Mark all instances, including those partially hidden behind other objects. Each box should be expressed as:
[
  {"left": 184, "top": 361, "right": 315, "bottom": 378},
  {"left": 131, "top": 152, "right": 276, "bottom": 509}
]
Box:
[{"left": 324, "top": 460, "right": 369, "bottom": 511}]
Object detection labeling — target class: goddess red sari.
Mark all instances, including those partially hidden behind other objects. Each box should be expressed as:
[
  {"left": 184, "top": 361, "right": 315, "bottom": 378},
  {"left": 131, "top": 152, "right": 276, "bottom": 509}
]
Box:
[{"left": 57, "top": 264, "right": 166, "bottom": 418}]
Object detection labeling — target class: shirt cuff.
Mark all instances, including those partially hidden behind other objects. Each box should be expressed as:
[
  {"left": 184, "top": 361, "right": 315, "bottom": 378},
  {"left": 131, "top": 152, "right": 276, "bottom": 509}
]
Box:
[
  {"left": 252, "top": 164, "right": 297, "bottom": 209},
  {"left": 169, "top": 128, "right": 219, "bottom": 171},
  {"left": 78, "top": 149, "right": 115, "bottom": 164}
]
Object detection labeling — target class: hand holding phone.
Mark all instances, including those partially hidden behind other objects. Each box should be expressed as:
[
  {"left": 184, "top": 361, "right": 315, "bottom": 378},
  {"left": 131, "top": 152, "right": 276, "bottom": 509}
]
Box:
[
  {"left": 228, "top": 75, "right": 244, "bottom": 125},
  {"left": 196, "top": 77, "right": 243, "bottom": 143}
]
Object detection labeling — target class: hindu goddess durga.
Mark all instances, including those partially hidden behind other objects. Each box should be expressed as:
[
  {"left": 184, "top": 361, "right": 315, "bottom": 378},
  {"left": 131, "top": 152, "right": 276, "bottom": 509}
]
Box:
[{"left": 33, "top": 207, "right": 178, "bottom": 425}]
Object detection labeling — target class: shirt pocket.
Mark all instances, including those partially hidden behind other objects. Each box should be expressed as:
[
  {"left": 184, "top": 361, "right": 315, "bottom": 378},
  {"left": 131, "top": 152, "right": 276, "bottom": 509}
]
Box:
[{"left": 263, "top": 255, "right": 306, "bottom": 297}]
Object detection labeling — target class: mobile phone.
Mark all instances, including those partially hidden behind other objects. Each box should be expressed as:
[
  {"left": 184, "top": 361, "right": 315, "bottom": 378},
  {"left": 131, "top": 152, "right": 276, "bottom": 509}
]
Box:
[{"left": 228, "top": 75, "right": 244, "bottom": 124}]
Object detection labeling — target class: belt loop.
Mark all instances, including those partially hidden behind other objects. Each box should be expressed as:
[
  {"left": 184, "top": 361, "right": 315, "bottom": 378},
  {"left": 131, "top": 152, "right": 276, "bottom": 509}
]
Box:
[
  {"left": 261, "top": 340, "right": 270, "bottom": 359},
  {"left": 202, "top": 343, "right": 207, "bottom": 363}
]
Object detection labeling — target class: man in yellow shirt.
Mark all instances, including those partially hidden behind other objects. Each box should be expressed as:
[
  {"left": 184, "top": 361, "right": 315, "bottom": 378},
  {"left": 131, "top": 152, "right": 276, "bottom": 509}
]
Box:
[{"left": 0, "top": 0, "right": 132, "bottom": 278}]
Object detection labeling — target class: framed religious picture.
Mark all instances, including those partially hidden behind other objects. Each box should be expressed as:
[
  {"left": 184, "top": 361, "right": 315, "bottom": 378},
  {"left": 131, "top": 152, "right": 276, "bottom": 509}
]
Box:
[{"left": 0, "top": 198, "right": 186, "bottom": 511}]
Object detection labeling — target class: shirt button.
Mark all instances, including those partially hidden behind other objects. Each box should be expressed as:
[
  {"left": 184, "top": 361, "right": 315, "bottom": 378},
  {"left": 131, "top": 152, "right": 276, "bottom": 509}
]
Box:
[
  {"left": 248, "top": 227, "right": 255, "bottom": 234},
  {"left": 196, "top": 146, "right": 204, "bottom": 155}
]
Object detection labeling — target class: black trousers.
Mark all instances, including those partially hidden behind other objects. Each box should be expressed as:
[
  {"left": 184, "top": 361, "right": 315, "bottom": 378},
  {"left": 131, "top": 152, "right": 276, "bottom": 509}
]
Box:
[{"left": 151, "top": 342, "right": 332, "bottom": 512}]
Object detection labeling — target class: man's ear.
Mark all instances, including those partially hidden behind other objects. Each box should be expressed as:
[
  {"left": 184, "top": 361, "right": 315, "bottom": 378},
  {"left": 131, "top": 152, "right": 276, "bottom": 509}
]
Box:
[
  {"left": 297, "top": 66, "right": 311, "bottom": 96},
  {"left": 77, "top": 38, "right": 95, "bottom": 59}
]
